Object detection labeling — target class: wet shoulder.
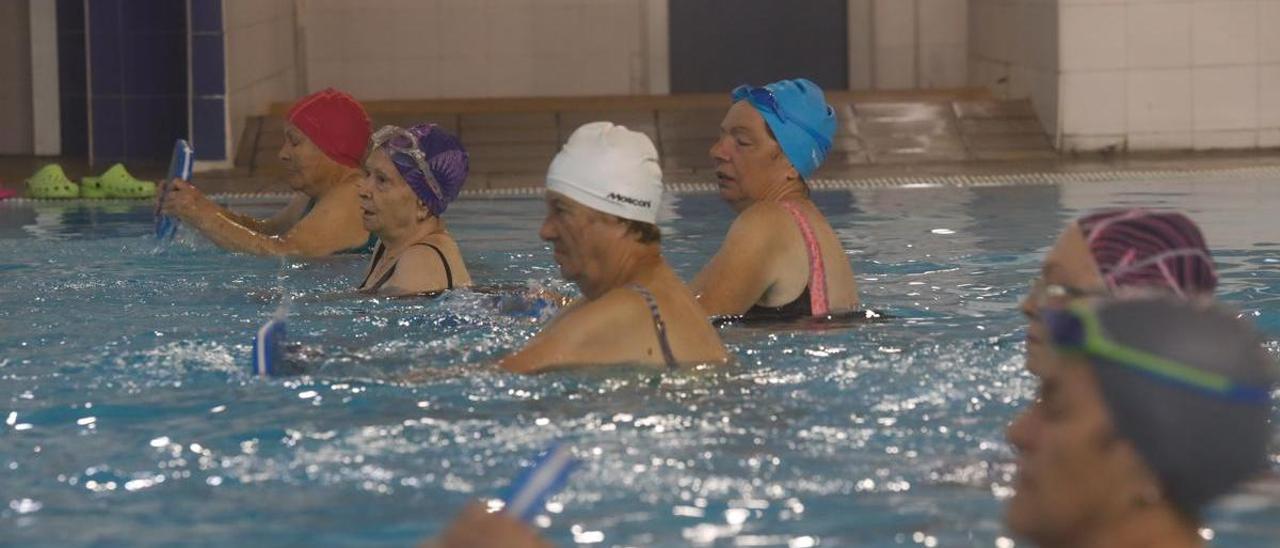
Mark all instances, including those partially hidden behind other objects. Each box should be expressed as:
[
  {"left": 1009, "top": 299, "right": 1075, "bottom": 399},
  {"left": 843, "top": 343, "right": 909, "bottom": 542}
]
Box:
[{"left": 727, "top": 201, "right": 795, "bottom": 242}]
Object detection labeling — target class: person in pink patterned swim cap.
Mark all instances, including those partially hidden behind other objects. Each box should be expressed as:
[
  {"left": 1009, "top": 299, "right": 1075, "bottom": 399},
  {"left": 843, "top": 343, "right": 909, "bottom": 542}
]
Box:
[{"left": 1021, "top": 208, "right": 1217, "bottom": 376}]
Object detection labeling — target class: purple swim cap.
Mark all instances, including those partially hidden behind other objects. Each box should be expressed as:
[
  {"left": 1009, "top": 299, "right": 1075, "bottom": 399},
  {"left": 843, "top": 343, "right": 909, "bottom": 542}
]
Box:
[
  {"left": 380, "top": 123, "right": 469, "bottom": 215},
  {"left": 1077, "top": 209, "right": 1217, "bottom": 298}
]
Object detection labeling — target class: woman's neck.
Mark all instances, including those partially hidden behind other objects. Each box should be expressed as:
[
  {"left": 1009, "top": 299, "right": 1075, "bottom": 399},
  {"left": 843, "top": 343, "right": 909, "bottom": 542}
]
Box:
[
  {"left": 757, "top": 178, "right": 808, "bottom": 204},
  {"left": 308, "top": 168, "right": 360, "bottom": 199},
  {"left": 579, "top": 242, "right": 665, "bottom": 300},
  {"left": 1064, "top": 505, "right": 1201, "bottom": 548}
]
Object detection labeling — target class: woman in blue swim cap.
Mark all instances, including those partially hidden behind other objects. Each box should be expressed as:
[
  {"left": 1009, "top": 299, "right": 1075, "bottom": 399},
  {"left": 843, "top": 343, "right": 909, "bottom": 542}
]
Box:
[{"left": 690, "top": 78, "right": 860, "bottom": 320}]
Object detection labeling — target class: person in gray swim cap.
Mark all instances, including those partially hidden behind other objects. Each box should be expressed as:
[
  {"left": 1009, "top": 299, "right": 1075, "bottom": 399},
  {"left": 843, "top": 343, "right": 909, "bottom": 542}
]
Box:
[{"left": 1005, "top": 296, "right": 1276, "bottom": 548}]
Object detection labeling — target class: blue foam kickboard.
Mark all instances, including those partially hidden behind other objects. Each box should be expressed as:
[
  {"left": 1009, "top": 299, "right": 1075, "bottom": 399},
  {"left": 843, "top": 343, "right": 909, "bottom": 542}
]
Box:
[
  {"left": 252, "top": 318, "right": 287, "bottom": 377},
  {"left": 500, "top": 443, "right": 579, "bottom": 522},
  {"left": 155, "top": 139, "right": 193, "bottom": 240}
]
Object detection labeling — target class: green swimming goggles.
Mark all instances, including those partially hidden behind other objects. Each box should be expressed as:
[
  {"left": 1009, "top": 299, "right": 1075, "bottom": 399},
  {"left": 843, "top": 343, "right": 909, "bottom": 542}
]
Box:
[{"left": 1043, "top": 302, "right": 1270, "bottom": 404}]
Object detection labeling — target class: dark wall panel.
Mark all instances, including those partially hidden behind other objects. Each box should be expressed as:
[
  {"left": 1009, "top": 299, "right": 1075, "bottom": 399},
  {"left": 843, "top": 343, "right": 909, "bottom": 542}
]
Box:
[
  {"left": 669, "top": 0, "right": 848, "bottom": 94},
  {"left": 87, "top": 0, "right": 187, "bottom": 165},
  {"left": 57, "top": 0, "right": 88, "bottom": 157}
]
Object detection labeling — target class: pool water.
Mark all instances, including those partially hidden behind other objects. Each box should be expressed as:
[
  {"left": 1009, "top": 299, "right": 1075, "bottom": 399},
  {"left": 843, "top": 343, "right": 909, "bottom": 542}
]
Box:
[{"left": 1, "top": 177, "right": 1278, "bottom": 546}]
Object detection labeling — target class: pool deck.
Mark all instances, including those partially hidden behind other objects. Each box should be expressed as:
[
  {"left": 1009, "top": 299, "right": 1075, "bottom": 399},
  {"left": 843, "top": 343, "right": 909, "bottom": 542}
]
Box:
[{"left": 3, "top": 89, "right": 1279, "bottom": 197}]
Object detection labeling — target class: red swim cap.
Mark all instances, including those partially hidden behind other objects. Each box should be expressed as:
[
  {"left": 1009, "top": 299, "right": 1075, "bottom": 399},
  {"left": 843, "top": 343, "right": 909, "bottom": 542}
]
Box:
[{"left": 286, "top": 88, "right": 371, "bottom": 168}]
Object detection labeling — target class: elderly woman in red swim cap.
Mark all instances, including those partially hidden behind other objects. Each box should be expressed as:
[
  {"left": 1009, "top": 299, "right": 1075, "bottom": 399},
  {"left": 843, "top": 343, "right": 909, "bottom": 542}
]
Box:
[
  {"left": 1021, "top": 208, "right": 1218, "bottom": 376},
  {"left": 160, "top": 88, "right": 375, "bottom": 257}
]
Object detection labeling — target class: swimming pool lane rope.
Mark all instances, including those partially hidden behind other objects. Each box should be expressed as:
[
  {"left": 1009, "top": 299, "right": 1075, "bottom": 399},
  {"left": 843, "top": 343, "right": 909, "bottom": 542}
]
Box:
[{"left": 4, "top": 164, "right": 1280, "bottom": 205}]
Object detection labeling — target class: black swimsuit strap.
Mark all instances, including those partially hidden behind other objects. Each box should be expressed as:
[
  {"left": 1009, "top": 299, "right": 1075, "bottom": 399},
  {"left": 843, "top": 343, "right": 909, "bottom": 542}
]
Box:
[
  {"left": 626, "top": 284, "right": 678, "bottom": 370},
  {"left": 420, "top": 243, "right": 454, "bottom": 290},
  {"left": 361, "top": 242, "right": 455, "bottom": 292},
  {"left": 358, "top": 241, "right": 388, "bottom": 289}
]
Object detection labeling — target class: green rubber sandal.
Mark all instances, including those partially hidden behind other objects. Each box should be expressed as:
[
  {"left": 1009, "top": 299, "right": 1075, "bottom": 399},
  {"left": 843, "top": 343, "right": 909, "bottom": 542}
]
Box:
[
  {"left": 79, "top": 176, "right": 108, "bottom": 199},
  {"left": 97, "top": 164, "right": 156, "bottom": 199},
  {"left": 25, "top": 164, "right": 81, "bottom": 199}
]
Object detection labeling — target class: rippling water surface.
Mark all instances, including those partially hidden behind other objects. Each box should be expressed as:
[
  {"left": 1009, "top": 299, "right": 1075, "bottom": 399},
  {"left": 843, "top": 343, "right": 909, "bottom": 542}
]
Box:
[{"left": 1, "top": 178, "right": 1277, "bottom": 546}]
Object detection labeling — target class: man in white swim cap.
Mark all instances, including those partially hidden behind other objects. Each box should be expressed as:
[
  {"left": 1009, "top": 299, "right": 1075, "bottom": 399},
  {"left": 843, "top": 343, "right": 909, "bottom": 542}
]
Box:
[{"left": 499, "top": 122, "right": 728, "bottom": 373}]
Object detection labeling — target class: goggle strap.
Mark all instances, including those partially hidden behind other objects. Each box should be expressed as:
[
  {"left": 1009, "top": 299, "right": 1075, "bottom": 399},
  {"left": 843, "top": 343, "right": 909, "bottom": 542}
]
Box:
[{"left": 1062, "top": 303, "right": 1268, "bottom": 404}]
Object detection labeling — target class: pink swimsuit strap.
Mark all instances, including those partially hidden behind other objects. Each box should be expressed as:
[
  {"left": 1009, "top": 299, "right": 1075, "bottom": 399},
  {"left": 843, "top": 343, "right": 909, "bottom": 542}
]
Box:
[{"left": 779, "top": 201, "right": 830, "bottom": 316}]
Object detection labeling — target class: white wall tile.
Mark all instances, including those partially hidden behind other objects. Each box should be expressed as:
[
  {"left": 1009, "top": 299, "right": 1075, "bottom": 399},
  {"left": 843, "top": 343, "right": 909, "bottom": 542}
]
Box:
[
  {"left": 969, "top": 0, "right": 1009, "bottom": 62},
  {"left": 1193, "top": 129, "right": 1258, "bottom": 150},
  {"left": 1008, "top": 64, "right": 1035, "bottom": 99},
  {"left": 1128, "top": 132, "right": 1193, "bottom": 151},
  {"left": 1262, "top": 1, "right": 1280, "bottom": 63},
  {"left": 1127, "top": 69, "right": 1192, "bottom": 132},
  {"left": 876, "top": 46, "right": 917, "bottom": 90},
  {"left": 873, "top": 0, "right": 916, "bottom": 48},
  {"left": 1260, "top": 64, "right": 1280, "bottom": 127},
  {"left": 1260, "top": 128, "right": 1280, "bottom": 147},
  {"left": 1031, "top": 69, "right": 1059, "bottom": 137},
  {"left": 1061, "top": 134, "right": 1126, "bottom": 153},
  {"left": 1127, "top": 2, "right": 1191, "bottom": 69},
  {"left": 848, "top": 0, "right": 874, "bottom": 90},
  {"left": 1017, "top": 2, "right": 1058, "bottom": 72},
  {"left": 1192, "top": 1, "right": 1259, "bottom": 66},
  {"left": 1192, "top": 65, "right": 1259, "bottom": 130},
  {"left": 920, "top": 45, "right": 968, "bottom": 88},
  {"left": 1060, "top": 71, "right": 1127, "bottom": 135},
  {"left": 1060, "top": 4, "right": 1126, "bottom": 71},
  {"left": 919, "top": 0, "right": 967, "bottom": 47}
]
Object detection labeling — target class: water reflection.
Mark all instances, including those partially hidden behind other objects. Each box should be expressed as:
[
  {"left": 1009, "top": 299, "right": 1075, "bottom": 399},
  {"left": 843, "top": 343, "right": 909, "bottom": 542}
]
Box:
[{"left": 0, "top": 179, "right": 1277, "bottom": 546}]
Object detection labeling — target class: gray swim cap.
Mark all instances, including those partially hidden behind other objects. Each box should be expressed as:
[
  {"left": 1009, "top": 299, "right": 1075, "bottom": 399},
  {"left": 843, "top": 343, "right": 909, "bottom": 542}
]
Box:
[{"left": 1044, "top": 297, "right": 1278, "bottom": 516}]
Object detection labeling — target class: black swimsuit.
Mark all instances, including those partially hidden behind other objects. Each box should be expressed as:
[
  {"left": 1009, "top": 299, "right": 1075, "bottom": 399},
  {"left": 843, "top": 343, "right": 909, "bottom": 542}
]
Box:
[
  {"left": 743, "top": 286, "right": 814, "bottom": 320},
  {"left": 358, "top": 241, "right": 455, "bottom": 293}
]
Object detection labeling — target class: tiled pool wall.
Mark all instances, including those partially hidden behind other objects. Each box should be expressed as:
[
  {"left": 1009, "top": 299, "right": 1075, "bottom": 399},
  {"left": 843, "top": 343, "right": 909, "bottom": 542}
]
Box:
[{"left": 971, "top": 0, "right": 1280, "bottom": 152}]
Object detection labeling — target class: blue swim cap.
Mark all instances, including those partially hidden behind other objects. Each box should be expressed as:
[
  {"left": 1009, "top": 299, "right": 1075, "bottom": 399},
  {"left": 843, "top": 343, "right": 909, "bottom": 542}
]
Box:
[{"left": 731, "top": 78, "right": 837, "bottom": 180}]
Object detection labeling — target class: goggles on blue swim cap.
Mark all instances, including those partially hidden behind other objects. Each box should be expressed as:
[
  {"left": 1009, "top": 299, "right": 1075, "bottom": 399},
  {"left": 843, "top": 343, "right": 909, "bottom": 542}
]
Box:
[{"left": 731, "top": 79, "right": 837, "bottom": 180}]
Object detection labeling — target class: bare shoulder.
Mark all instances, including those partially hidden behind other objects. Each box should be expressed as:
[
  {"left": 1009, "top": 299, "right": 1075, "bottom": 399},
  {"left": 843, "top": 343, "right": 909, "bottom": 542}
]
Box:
[
  {"left": 397, "top": 244, "right": 449, "bottom": 271},
  {"left": 725, "top": 202, "right": 796, "bottom": 243},
  {"left": 569, "top": 287, "right": 648, "bottom": 324},
  {"left": 732, "top": 201, "right": 791, "bottom": 229}
]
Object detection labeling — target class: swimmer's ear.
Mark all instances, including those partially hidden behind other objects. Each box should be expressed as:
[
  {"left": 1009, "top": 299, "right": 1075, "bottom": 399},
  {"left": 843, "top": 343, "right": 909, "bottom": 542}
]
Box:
[{"left": 786, "top": 164, "right": 800, "bottom": 182}]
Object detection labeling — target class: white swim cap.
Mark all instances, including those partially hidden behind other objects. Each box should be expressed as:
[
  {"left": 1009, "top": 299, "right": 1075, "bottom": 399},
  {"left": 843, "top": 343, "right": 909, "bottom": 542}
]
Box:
[{"left": 545, "top": 122, "right": 664, "bottom": 224}]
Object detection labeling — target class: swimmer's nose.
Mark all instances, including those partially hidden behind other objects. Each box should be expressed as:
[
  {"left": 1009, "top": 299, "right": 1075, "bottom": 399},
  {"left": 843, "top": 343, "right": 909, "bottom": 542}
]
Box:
[
  {"left": 709, "top": 135, "right": 730, "bottom": 163},
  {"left": 355, "top": 174, "right": 373, "bottom": 198},
  {"left": 538, "top": 216, "right": 556, "bottom": 242},
  {"left": 1019, "top": 293, "right": 1036, "bottom": 320},
  {"left": 1006, "top": 403, "right": 1037, "bottom": 454}
]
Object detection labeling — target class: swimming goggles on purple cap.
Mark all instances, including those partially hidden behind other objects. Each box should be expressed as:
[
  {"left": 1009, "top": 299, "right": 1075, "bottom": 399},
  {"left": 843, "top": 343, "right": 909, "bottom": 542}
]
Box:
[
  {"left": 1044, "top": 302, "right": 1270, "bottom": 404},
  {"left": 370, "top": 125, "right": 444, "bottom": 203},
  {"left": 731, "top": 85, "right": 833, "bottom": 152}
]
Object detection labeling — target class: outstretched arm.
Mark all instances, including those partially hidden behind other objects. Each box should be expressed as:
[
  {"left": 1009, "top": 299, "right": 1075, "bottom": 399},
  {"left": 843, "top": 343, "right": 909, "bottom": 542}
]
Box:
[{"left": 163, "top": 180, "right": 366, "bottom": 257}]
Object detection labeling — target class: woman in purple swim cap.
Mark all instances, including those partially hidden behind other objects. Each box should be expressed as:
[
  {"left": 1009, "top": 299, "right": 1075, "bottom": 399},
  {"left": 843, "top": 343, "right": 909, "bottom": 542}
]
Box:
[
  {"left": 1021, "top": 208, "right": 1217, "bottom": 376},
  {"left": 355, "top": 123, "right": 473, "bottom": 296}
]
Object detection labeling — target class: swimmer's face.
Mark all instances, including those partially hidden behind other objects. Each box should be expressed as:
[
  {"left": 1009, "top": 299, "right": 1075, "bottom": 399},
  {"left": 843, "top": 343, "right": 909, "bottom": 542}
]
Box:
[
  {"left": 539, "top": 192, "right": 627, "bottom": 289},
  {"left": 1006, "top": 355, "right": 1153, "bottom": 545},
  {"left": 279, "top": 123, "right": 340, "bottom": 194},
  {"left": 1021, "top": 223, "right": 1105, "bottom": 376},
  {"left": 710, "top": 101, "right": 800, "bottom": 212},
  {"left": 357, "top": 149, "right": 428, "bottom": 234}
]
